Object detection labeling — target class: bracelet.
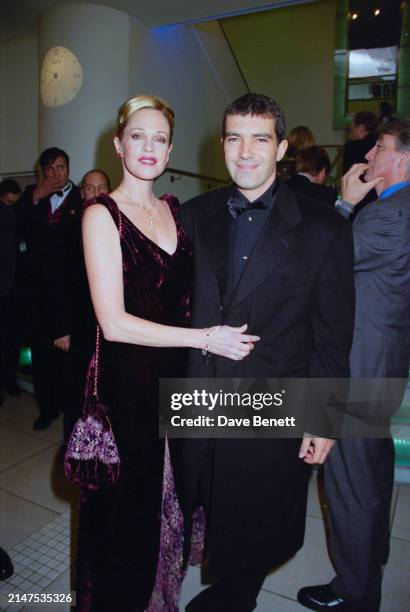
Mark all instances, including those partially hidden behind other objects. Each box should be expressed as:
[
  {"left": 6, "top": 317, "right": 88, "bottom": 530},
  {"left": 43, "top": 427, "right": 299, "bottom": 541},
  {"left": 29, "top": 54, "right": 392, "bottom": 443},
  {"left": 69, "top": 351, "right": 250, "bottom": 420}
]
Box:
[{"left": 202, "top": 329, "right": 211, "bottom": 356}]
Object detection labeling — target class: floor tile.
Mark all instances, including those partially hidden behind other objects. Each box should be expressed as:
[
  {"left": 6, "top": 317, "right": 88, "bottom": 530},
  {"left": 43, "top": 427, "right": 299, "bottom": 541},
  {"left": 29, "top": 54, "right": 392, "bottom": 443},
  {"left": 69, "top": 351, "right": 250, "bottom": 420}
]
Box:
[
  {"left": 390, "top": 486, "right": 410, "bottom": 541},
  {"left": 0, "top": 427, "right": 55, "bottom": 473},
  {"left": 306, "top": 468, "right": 326, "bottom": 520},
  {"left": 257, "top": 589, "right": 304, "bottom": 610},
  {"left": 381, "top": 536, "right": 410, "bottom": 612},
  {"left": 179, "top": 565, "right": 207, "bottom": 609},
  {"left": 0, "top": 490, "right": 58, "bottom": 549},
  {"left": 0, "top": 446, "right": 79, "bottom": 513},
  {"left": 262, "top": 516, "right": 334, "bottom": 600},
  {"left": 0, "top": 393, "right": 64, "bottom": 444}
]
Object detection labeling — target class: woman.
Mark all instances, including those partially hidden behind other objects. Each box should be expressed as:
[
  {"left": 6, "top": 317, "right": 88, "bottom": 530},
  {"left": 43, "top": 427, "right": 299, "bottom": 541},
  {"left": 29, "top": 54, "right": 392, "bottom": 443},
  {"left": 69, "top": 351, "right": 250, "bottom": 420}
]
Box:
[{"left": 75, "top": 94, "right": 258, "bottom": 612}]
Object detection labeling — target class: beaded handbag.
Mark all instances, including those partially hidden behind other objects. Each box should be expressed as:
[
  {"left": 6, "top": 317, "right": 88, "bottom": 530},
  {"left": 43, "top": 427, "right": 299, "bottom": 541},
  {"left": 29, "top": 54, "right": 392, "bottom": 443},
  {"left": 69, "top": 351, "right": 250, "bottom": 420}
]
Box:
[{"left": 64, "top": 326, "right": 120, "bottom": 489}]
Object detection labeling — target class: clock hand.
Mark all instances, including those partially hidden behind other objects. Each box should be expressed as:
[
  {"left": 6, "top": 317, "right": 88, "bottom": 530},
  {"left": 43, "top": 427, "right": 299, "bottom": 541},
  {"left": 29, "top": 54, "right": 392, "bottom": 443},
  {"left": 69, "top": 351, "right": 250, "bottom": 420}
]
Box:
[{"left": 56, "top": 77, "right": 68, "bottom": 101}]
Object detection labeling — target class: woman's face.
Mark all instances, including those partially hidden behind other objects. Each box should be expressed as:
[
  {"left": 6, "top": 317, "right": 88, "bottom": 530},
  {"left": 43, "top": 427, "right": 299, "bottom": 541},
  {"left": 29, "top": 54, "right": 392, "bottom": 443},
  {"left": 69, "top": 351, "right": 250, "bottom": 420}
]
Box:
[{"left": 115, "top": 108, "right": 172, "bottom": 181}]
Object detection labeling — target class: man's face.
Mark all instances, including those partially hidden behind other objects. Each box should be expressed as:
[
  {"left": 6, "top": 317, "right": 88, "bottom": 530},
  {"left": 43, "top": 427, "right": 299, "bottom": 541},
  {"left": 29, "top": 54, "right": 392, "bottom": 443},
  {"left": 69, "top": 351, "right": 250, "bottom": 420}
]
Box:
[
  {"left": 223, "top": 114, "right": 288, "bottom": 201},
  {"left": 365, "top": 134, "right": 408, "bottom": 192},
  {"left": 81, "top": 171, "right": 110, "bottom": 200},
  {"left": 43, "top": 155, "right": 69, "bottom": 188},
  {"left": 1, "top": 192, "right": 20, "bottom": 206},
  {"left": 349, "top": 121, "right": 365, "bottom": 141}
]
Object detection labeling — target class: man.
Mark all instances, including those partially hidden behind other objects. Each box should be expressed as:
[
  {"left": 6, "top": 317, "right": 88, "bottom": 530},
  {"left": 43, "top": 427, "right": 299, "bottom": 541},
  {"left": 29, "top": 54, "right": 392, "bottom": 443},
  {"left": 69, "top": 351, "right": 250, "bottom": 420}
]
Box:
[
  {"left": 298, "top": 119, "right": 410, "bottom": 611},
  {"left": 343, "top": 111, "right": 379, "bottom": 215},
  {"left": 0, "top": 179, "right": 22, "bottom": 403},
  {"left": 287, "top": 146, "right": 337, "bottom": 206},
  {"left": 80, "top": 168, "right": 110, "bottom": 200},
  {"left": 343, "top": 111, "right": 379, "bottom": 174},
  {"left": 179, "top": 93, "right": 355, "bottom": 612},
  {"left": 20, "top": 148, "right": 83, "bottom": 431}
]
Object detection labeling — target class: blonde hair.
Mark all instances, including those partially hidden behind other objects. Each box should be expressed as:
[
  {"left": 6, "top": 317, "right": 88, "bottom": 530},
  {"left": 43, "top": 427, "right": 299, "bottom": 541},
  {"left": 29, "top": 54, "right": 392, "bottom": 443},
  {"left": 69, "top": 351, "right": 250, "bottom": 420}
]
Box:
[
  {"left": 287, "top": 125, "right": 316, "bottom": 158},
  {"left": 116, "top": 94, "right": 175, "bottom": 142}
]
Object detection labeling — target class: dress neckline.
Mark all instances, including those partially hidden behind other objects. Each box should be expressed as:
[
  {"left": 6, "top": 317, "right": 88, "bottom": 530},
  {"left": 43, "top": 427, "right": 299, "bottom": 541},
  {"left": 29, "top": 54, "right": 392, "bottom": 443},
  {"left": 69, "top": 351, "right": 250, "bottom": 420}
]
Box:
[{"left": 105, "top": 193, "right": 178, "bottom": 257}]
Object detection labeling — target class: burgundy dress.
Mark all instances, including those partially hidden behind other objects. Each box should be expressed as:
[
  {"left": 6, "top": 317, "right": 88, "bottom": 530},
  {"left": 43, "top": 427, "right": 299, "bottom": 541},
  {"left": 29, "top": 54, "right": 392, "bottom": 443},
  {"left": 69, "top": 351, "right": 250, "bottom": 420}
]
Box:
[{"left": 76, "top": 194, "right": 194, "bottom": 611}]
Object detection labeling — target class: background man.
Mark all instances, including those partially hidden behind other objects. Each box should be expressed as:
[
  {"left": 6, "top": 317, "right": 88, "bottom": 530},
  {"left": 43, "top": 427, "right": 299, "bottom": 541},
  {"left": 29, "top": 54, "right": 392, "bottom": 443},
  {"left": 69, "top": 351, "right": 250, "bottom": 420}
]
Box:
[
  {"left": 80, "top": 168, "right": 110, "bottom": 201},
  {"left": 343, "top": 111, "right": 379, "bottom": 214},
  {"left": 298, "top": 119, "right": 410, "bottom": 611},
  {"left": 179, "top": 93, "right": 355, "bottom": 612},
  {"left": 287, "top": 145, "right": 337, "bottom": 206},
  {"left": 20, "top": 148, "right": 83, "bottom": 432}
]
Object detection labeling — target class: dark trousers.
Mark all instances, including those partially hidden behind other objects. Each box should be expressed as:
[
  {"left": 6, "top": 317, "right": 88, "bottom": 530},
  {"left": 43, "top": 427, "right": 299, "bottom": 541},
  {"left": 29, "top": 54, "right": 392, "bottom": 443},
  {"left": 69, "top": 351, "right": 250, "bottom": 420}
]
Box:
[
  {"left": 0, "top": 293, "right": 21, "bottom": 389},
  {"left": 30, "top": 328, "right": 76, "bottom": 439},
  {"left": 325, "top": 438, "right": 394, "bottom": 610},
  {"left": 186, "top": 441, "right": 266, "bottom": 612}
]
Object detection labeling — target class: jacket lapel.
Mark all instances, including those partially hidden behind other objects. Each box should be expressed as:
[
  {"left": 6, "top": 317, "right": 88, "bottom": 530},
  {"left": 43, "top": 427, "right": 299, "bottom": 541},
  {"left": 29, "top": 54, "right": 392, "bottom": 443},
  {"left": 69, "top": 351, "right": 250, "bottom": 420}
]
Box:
[
  {"left": 230, "top": 182, "right": 302, "bottom": 308},
  {"left": 197, "top": 187, "right": 235, "bottom": 303}
]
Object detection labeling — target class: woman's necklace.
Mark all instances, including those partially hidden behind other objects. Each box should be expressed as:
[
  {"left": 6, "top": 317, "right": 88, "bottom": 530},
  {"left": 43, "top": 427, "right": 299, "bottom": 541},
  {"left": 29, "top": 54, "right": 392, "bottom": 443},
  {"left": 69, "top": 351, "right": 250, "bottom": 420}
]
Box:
[{"left": 116, "top": 187, "right": 157, "bottom": 228}]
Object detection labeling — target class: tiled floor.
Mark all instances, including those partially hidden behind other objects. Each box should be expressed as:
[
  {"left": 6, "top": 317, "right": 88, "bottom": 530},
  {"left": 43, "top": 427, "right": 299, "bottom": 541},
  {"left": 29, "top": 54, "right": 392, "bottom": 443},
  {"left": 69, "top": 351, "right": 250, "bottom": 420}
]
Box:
[{"left": 0, "top": 391, "right": 409, "bottom": 611}]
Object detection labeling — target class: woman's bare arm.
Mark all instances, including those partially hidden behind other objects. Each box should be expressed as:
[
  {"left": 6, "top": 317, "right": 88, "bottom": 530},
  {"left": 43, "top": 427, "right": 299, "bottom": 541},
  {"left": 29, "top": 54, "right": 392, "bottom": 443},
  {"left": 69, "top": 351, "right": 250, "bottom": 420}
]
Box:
[{"left": 82, "top": 205, "right": 259, "bottom": 359}]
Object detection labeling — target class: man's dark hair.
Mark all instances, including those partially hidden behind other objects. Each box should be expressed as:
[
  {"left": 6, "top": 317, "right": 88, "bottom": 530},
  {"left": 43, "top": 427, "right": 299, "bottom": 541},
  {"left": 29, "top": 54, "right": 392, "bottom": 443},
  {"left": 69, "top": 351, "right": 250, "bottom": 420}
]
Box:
[
  {"left": 0, "top": 178, "right": 21, "bottom": 197},
  {"left": 39, "top": 147, "right": 69, "bottom": 170},
  {"left": 379, "top": 118, "right": 410, "bottom": 153},
  {"left": 222, "top": 93, "right": 286, "bottom": 143},
  {"left": 353, "top": 111, "right": 379, "bottom": 134},
  {"left": 81, "top": 169, "right": 111, "bottom": 189},
  {"left": 295, "top": 146, "right": 331, "bottom": 176}
]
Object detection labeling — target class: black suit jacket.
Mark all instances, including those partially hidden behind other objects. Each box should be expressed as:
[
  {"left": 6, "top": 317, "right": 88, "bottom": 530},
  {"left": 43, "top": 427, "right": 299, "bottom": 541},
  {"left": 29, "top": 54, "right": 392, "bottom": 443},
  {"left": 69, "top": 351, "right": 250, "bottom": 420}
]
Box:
[
  {"left": 20, "top": 183, "right": 83, "bottom": 340},
  {"left": 178, "top": 180, "right": 355, "bottom": 575},
  {"left": 0, "top": 202, "right": 17, "bottom": 296},
  {"left": 287, "top": 174, "right": 337, "bottom": 207}
]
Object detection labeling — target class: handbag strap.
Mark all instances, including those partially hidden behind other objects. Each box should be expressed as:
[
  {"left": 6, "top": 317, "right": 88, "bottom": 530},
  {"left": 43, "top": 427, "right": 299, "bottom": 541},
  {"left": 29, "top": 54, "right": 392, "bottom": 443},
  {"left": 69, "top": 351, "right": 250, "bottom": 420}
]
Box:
[{"left": 91, "top": 199, "right": 124, "bottom": 400}]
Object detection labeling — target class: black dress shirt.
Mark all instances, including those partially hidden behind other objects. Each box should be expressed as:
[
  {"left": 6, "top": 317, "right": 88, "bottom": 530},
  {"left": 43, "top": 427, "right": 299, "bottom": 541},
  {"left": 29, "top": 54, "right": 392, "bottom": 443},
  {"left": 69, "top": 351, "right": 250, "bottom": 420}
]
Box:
[{"left": 230, "top": 180, "right": 278, "bottom": 288}]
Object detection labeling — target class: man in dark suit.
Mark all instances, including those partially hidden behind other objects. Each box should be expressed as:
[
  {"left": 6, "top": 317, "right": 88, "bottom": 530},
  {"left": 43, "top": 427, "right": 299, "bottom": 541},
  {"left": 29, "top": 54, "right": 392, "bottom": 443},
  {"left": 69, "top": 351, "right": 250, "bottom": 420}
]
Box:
[
  {"left": 287, "top": 146, "right": 337, "bottom": 206},
  {"left": 20, "top": 148, "right": 83, "bottom": 431},
  {"left": 179, "top": 94, "right": 355, "bottom": 612},
  {"left": 298, "top": 119, "right": 410, "bottom": 611}
]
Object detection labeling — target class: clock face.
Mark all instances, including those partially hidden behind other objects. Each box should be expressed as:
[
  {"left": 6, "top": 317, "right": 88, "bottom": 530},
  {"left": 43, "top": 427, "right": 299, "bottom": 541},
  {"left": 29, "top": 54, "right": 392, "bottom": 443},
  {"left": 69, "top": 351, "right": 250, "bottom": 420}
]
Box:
[{"left": 40, "top": 46, "right": 83, "bottom": 108}]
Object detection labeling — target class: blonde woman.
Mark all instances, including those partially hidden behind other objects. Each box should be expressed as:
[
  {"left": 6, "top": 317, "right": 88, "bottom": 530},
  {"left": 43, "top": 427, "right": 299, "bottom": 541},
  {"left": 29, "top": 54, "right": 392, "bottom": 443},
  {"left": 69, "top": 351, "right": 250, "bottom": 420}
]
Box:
[{"left": 75, "top": 95, "right": 258, "bottom": 611}]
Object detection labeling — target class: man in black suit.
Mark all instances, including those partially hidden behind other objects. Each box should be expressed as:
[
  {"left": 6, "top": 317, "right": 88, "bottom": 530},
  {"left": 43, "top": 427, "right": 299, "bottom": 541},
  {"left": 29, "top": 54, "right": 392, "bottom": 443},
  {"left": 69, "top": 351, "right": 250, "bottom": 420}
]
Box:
[
  {"left": 179, "top": 94, "right": 355, "bottom": 612},
  {"left": 287, "top": 146, "right": 337, "bottom": 206},
  {"left": 20, "top": 148, "right": 83, "bottom": 431}
]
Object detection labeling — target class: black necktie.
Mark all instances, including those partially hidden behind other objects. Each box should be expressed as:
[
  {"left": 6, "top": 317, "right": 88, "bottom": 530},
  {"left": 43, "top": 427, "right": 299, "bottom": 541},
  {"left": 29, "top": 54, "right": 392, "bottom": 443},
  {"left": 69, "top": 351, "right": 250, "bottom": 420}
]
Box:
[{"left": 226, "top": 196, "right": 267, "bottom": 219}]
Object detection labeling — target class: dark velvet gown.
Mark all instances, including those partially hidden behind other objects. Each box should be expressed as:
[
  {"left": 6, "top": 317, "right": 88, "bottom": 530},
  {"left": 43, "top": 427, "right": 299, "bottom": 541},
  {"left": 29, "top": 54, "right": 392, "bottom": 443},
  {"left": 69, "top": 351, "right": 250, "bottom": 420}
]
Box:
[{"left": 76, "top": 193, "right": 193, "bottom": 612}]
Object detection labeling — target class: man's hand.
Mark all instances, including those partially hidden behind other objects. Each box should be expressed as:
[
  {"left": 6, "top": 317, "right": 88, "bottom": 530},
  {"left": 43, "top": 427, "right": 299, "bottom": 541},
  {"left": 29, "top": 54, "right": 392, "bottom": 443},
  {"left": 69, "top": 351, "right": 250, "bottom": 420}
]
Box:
[
  {"left": 298, "top": 436, "right": 335, "bottom": 464},
  {"left": 341, "top": 163, "right": 383, "bottom": 206},
  {"left": 33, "top": 176, "right": 62, "bottom": 202},
  {"left": 54, "top": 335, "right": 70, "bottom": 352}
]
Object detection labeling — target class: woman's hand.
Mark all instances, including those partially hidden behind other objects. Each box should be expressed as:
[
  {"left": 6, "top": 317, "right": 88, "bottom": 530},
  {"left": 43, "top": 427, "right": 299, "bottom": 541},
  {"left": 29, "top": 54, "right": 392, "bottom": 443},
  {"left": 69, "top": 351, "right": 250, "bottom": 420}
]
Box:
[{"left": 204, "top": 324, "right": 260, "bottom": 361}]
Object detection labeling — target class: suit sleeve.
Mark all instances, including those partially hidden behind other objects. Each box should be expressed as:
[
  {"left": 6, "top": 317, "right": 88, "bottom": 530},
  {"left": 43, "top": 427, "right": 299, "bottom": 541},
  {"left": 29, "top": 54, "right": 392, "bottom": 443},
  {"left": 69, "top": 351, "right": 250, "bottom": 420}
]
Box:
[
  {"left": 309, "top": 220, "right": 355, "bottom": 378},
  {"left": 353, "top": 205, "right": 404, "bottom": 273}
]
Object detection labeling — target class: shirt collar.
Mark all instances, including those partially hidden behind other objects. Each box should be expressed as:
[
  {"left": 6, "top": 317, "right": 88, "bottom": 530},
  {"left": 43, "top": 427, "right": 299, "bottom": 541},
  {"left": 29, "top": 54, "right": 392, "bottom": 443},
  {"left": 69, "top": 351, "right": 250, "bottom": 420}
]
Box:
[
  {"left": 380, "top": 181, "right": 410, "bottom": 200},
  {"left": 232, "top": 178, "right": 279, "bottom": 209}
]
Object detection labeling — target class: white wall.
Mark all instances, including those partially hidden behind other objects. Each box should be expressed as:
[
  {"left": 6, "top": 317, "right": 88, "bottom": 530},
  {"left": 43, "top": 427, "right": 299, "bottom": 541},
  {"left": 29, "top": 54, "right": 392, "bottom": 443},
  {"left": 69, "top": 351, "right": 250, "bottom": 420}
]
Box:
[
  {"left": 129, "top": 19, "right": 246, "bottom": 190},
  {"left": 222, "top": 0, "right": 343, "bottom": 146},
  {"left": 38, "top": 3, "right": 130, "bottom": 185},
  {"left": 0, "top": 36, "right": 39, "bottom": 175}
]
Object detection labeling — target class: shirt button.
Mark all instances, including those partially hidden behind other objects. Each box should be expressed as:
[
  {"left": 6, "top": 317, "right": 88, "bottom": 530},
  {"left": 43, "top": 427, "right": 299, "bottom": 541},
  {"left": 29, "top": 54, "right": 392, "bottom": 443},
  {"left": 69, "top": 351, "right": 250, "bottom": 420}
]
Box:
[
  {"left": 248, "top": 216, "right": 252, "bottom": 222},
  {"left": 242, "top": 256, "right": 248, "bottom": 260},
  {"left": 217, "top": 303, "right": 224, "bottom": 311}
]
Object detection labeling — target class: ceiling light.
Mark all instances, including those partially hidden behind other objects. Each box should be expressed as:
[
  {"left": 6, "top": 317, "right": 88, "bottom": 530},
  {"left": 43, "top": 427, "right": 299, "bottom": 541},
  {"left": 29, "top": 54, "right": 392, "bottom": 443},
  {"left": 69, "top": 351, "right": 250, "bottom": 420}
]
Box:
[
  {"left": 352, "top": 13, "right": 358, "bottom": 20},
  {"left": 374, "top": 9, "right": 381, "bottom": 16}
]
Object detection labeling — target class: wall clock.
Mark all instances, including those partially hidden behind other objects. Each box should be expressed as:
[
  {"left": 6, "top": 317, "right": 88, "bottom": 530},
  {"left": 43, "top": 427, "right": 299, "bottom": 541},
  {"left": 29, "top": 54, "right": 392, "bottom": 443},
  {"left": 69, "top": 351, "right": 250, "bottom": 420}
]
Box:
[{"left": 40, "top": 46, "right": 83, "bottom": 108}]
